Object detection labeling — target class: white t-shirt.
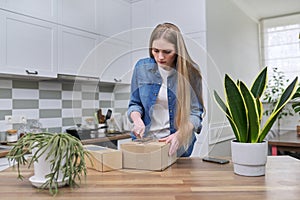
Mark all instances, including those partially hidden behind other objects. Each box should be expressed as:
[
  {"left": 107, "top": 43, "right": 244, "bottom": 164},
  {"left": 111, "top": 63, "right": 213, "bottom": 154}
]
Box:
[{"left": 150, "top": 66, "right": 175, "bottom": 138}]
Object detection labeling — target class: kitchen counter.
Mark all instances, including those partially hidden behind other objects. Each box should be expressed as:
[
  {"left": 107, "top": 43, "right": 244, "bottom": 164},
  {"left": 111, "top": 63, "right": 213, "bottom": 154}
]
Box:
[
  {"left": 0, "top": 156, "right": 299, "bottom": 199},
  {"left": 81, "top": 132, "right": 131, "bottom": 145}
]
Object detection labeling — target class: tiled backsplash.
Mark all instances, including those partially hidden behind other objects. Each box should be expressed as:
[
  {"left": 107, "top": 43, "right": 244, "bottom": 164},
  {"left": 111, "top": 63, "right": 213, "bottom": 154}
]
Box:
[{"left": 0, "top": 78, "right": 130, "bottom": 133}]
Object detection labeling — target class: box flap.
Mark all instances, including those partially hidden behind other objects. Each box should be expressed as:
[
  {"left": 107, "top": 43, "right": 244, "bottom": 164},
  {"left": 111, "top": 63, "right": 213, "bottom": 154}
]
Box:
[
  {"left": 120, "top": 141, "right": 165, "bottom": 153},
  {"left": 84, "top": 145, "right": 115, "bottom": 154}
]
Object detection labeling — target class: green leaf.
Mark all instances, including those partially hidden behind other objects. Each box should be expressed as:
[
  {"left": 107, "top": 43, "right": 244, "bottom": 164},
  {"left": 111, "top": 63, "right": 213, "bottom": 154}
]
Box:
[
  {"left": 256, "top": 98, "right": 263, "bottom": 121},
  {"left": 225, "top": 74, "right": 248, "bottom": 142},
  {"left": 291, "top": 86, "right": 300, "bottom": 115},
  {"left": 214, "top": 91, "right": 240, "bottom": 141},
  {"left": 213, "top": 90, "right": 230, "bottom": 116},
  {"left": 240, "top": 81, "right": 260, "bottom": 143},
  {"left": 293, "top": 104, "right": 300, "bottom": 113},
  {"left": 273, "top": 77, "right": 298, "bottom": 112},
  {"left": 292, "top": 92, "right": 300, "bottom": 99},
  {"left": 259, "top": 77, "right": 298, "bottom": 142},
  {"left": 251, "top": 67, "right": 267, "bottom": 98}
]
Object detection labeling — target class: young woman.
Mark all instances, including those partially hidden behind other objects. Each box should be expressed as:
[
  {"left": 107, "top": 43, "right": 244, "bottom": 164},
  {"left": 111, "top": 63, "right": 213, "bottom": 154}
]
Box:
[{"left": 127, "top": 23, "right": 204, "bottom": 157}]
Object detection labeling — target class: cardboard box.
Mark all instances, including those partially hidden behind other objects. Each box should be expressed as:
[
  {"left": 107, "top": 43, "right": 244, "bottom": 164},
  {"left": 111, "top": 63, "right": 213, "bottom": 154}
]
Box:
[
  {"left": 120, "top": 141, "right": 177, "bottom": 171},
  {"left": 84, "top": 145, "right": 122, "bottom": 172}
]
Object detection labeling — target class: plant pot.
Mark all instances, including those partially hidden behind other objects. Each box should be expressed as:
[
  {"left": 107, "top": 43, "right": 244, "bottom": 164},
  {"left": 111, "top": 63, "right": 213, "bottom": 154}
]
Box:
[
  {"left": 29, "top": 146, "right": 67, "bottom": 188},
  {"left": 231, "top": 140, "right": 268, "bottom": 176}
]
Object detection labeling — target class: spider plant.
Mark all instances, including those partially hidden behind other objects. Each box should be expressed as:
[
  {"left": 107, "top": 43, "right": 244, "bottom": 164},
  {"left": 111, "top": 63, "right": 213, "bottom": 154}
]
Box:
[
  {"left": 7, "top": 132, "right": 91, "bottom": 195},
  {"left": 214, "top": 67, "right": 298, "bottom": 143}
]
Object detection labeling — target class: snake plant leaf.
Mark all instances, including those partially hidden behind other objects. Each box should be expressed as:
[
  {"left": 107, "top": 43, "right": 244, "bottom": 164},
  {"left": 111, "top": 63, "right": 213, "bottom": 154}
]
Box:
[
  {"left": 240, "top": 81, "right": 260, "bottom": 143},
  {"left": 259, "top": 77, "right": 299, "bottom": 142},
  {"left": 250, "top": 67, "right": 267, "bottom": 98},
  {"left": 214, "top": 90, "right": 230, "bottom": 116},
  {"left": 256, "top": 98, "right": 263, "bottom": 121},
  {"left": 225, "top": 74, "right": 248, "bottom": 142},
  {"left": 292, "top": 87, "right": 300, "bottom": 114},
  {"left": 273, "top": 77, "right": 298, "bottom": 112},
  {"left": 214, "top": 91, "right": 241, "bottom": 141}
]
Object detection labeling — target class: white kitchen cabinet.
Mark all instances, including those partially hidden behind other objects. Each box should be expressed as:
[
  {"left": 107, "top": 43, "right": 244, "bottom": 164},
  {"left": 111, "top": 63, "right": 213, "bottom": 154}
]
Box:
[
  {"left": 97, "top": 37, "right": 132, "bottom": 84},
  {"left": 131, "top": 0, "right": 150, "bottom": 29},
  {"left": 0, "top": 0, "right": 58, "bottom": 22},
  {"left": 58, "top": 26, "right": 102, "bottom": 77},
  {"left": 58, "top": 0, "right": 96, "bottom": 33},
  {"left": 96, "top": 0, "right": 131, "bottom": 40},
  {"left": 149, "top": 0, "right": 206, "bottom": 33},
  {"left": 131, "top": 0, "right": 152, "bottom": 65},
  {"left": 0, "top": 10, "right": 58, "bottom": 78},
  {"left": 132, "top": 0, "right": 206, "bottom": 34}
]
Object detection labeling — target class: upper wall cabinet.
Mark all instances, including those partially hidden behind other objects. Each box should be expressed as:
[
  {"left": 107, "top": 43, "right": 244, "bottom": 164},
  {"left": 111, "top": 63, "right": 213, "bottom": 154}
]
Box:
[
  {"left": 0, "top": 1, "right": 132, "bottom": 81},
  {"left": 0, "top": 10, "right": 58, "bottom": 78},
  {"left": 149, "top": 0, "right": 205, "bottom": 33},
  {"left": 58, "top": 26, "right": 101, "bottom": 77},
  {"left": 58, "top": 0, "right": 96, "bottom": 33},
  {"left": 96, "top": 37, "right": 132, "bottom": 84},
  {"left": 132, "top": 0, "right": 206, "bottom": 34},
  {"left": 96, "top": 0, "right": 131, "bottom": 39},
  {"left": 0, "top": 0, "right": 58, "bottom": 22}
]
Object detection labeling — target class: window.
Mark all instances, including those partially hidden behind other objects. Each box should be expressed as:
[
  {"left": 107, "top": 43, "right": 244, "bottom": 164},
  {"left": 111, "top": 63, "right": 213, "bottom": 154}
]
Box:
[{"left": 260, "top": 14, "right": 300, "bottom": 84}]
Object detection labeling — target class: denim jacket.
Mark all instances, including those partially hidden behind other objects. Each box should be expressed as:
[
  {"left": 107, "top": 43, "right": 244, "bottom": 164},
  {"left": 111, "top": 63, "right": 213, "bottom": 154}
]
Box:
[{"left": 127, "top": 58, "right": 203, "bottom": 156}]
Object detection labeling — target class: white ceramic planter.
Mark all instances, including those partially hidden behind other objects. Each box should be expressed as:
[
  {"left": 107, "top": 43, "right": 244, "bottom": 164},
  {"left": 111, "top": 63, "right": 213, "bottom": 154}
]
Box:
[
  {"left": 30, "top": 146, "right": 67, "bottom": 188},
  {"left": 231, "top": 140, "right": 268, "bottom": 176}
]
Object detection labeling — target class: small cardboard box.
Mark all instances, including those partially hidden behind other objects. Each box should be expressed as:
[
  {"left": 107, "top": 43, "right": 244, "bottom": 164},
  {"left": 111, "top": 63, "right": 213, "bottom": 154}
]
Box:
[
  {"left": 120, "top": 141, "right": 177, "bottom": 171},
  {"left": 84, "top": 145, "right": 122, "bottom": 172}
]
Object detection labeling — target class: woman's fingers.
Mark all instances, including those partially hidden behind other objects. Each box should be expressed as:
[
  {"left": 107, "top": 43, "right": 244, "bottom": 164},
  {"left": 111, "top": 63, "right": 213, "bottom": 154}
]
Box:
[
  {"left": 159, "top": 134, "right": 179, "bottom": 156},
  {"left": 132, "top": 121, "right": 145, "bottom": 138},
  {"left": 169, "top": 140, "right": 179, "bottom": 156}
]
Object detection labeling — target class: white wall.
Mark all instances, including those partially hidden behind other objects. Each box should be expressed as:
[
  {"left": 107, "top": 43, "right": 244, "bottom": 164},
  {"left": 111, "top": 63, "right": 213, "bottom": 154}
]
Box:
[{"left": 206, "top": 0, "right": 261, "bottom": 156}]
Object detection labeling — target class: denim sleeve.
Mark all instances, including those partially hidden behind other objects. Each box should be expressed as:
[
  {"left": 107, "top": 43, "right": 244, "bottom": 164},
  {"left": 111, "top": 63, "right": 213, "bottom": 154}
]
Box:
[
  {"left": 127, "top": 61, "right": 144, "bottom": 123},
  {"left": 189, "top": 78, "right": 204, "bottom": 134}
]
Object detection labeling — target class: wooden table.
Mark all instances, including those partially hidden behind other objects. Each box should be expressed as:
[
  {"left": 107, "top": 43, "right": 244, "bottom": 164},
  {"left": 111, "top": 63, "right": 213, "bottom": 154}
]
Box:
[
  {"left": 0, "top": 156, "right": 300, "bottom": 200},
  {"left": 268, "top": 130, "right": 300, "bottom": 155}
]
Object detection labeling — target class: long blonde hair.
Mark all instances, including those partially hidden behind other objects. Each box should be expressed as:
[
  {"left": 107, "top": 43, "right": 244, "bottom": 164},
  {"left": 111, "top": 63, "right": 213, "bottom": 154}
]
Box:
[{"left": 149, "top": 23, "right": 204, "bottom": 147}]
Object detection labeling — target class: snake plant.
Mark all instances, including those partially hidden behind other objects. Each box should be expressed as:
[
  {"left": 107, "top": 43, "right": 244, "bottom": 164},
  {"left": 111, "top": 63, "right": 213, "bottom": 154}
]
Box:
[
  {"left": 214, "top": 67, "right": 298, "bottom": 143},
  {"left": 292, "top": 85, "right": 300, "bottom": 115},
  {"left": 7, "top": 132, "right": 91, "bottom": 195}
]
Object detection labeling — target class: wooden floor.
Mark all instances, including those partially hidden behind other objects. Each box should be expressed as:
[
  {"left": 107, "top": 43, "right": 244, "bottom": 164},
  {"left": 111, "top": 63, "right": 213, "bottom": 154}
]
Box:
[{"left": 0, "top": 156, "right": 300, "bottom": 200}]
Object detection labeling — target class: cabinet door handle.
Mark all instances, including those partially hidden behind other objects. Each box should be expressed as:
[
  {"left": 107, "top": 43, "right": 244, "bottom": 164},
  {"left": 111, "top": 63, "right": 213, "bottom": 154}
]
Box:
[
  {"left": 25, "top": 70, "right": 38, "bottom": 75},
  {"left": 114, "top": 78, "right": 122, "bottom": 82}
]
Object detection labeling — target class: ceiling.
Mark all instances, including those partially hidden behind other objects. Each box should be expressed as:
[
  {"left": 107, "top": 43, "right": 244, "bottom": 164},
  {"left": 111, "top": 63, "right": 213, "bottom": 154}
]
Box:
[{"left": 232, "top": 0, "right": 300, "bottom": 21}]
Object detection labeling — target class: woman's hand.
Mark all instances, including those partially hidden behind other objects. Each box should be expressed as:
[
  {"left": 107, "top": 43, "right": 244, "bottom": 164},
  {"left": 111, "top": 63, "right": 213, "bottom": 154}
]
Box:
[
  {"left": 159, "top": 122, "right": 194, "bottom": 156},
  {"left": 159, "top": 132, "right": 181, "bottom": 156},
  {"left": 130, "top": 112, "right": 145, "bottom": 138}
]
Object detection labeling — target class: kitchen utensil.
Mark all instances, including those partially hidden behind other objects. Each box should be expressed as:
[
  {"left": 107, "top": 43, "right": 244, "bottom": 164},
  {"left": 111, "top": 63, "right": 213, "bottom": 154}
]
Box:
[
  {"left": 105, "top": 109, "right": 112, "bottom": 122},
  {"left": 97, "top": 109, "right": 106, "bottom": 124}
]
